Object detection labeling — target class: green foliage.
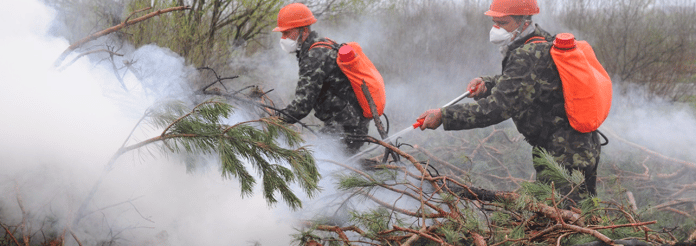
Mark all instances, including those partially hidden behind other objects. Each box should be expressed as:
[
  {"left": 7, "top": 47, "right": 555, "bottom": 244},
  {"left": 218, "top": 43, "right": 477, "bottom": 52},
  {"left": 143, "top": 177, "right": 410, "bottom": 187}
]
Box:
[
  {"left": 490, "top": 211, "right": 511, "bottom": 227},
  {"left": 527, "top": 147, "right": 585, "bottom": 205},
  {"left": 558, "top": 0, "right": 696, "bottom": 100},
  {"left": 517, "top": 181, "right": 555, "bottom": 207},
  {"left": 349, "top": 208, "right": 400, "bottom": 239},
  {"left": 579, "top": 196, "right": 601, "bottom": 216},
  {"left": 532, "top": 148, "right": 584, "bottom": 188},
  {"left": 460, "top": 207, "right": 484, "bottom": 232},
  {"left": 440, "top": 192, "right": 456, "bottom": 203},
  {"left": 143, "top": 98, "right": 319, "bottom": 210},
  {"left": 302, "top": 0, "right": 405, "bottom": 19},
  {"left": 508, "top": 148, "right": 574, "bottom": 210},
  {"left": 488, "top": 210, "right": 530, "bottom": 244},
  {"left": 436, "top": 221, "right": 466, "bottom": 244},
  {"left": 508, "top": 224, "right": 526, "bottom": 240},
  {"left": 125, "top": 0, "right": 283, "bottom": 68},
  {"left": 336, "top": 173, "right": 377, "bottom": 190}
]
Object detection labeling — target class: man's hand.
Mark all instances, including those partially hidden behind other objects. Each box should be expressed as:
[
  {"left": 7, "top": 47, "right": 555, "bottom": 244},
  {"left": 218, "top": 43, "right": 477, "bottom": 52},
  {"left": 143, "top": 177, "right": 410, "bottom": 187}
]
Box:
[
  {"left": 466, "top": 77, "right": 487, "bottom": 98},
  {"left": 417, "top": 109, "right": 443, "bottom": 130}
]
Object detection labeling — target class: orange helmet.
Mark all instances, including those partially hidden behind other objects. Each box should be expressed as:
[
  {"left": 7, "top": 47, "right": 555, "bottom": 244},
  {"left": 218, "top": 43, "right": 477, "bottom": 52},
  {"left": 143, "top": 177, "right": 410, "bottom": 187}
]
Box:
[
  {"left": 484, "top": 0, "right": 539, "bottom": 17},
  {"left": 272, "top": 3, "right": 317, "bottom": 32}
]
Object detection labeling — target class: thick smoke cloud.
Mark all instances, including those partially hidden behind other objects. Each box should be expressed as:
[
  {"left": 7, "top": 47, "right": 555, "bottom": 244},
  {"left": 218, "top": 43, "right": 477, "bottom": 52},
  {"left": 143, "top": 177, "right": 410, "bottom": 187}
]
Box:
[
  {"left": 0, "top": 1, "right": 298, "bottom": 245},
  {"left": 602, "top": 85, "right": 696, "bottom": 165}
]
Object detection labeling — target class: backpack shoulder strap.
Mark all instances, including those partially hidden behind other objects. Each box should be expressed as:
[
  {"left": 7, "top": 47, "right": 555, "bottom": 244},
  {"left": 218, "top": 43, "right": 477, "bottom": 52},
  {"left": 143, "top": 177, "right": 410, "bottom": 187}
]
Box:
[
  {"left": 525, "top": 36, "right": 548, "bottom": 44},
  {"left": 309, "top": 37, "right": 346, "bottom": 103},
  {"left": 310, "top": 37, "right": 339, "bottom": 50}
]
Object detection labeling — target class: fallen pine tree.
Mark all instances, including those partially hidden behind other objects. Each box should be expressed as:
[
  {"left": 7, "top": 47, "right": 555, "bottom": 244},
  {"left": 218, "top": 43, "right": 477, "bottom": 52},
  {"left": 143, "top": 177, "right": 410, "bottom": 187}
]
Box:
[{"left": 295, "top": 135, "right": 694, "bottom": 246}]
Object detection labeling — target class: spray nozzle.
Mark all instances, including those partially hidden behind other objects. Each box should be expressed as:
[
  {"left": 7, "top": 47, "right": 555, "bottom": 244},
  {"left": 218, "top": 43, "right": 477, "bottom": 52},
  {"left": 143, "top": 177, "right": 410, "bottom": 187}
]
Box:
[{"left": 413, "top": 118, "right": 425, "bottom": 129}]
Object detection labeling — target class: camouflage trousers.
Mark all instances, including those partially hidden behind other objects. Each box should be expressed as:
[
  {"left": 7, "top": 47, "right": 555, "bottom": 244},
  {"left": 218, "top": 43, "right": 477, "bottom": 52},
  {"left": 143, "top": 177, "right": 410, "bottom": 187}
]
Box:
[
  {"left": 319, "top": 116, "right": 371, "bottom": 155},
  {"left": 532, "top": 128, "right": 601, "bottom": 204}
]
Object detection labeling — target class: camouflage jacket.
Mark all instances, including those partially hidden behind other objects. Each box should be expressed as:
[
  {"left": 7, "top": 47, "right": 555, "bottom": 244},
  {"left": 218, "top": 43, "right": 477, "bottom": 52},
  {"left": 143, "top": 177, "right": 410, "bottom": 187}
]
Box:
[
  {"left": 281, "top": 31, "right": 365, "bottom": 126},
  {"left": 442, "top": 25, "right": 569, "bottom": 146}
]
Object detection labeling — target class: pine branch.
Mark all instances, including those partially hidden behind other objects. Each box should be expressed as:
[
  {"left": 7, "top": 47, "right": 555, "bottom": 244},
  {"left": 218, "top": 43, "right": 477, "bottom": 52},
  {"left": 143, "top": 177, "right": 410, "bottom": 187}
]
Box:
[
  {"left": 311, "top": 130, "right": 679, "bottom": 245},
  {"left": 76, "top": 99, "right": 318, "bottom": 226},
  {"left": 324, "top": 159, "right": 446, "bottom": 215}
]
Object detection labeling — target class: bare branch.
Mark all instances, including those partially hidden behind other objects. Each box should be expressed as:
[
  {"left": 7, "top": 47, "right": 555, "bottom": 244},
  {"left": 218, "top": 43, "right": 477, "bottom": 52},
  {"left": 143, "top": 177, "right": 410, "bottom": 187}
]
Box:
[
  {"left": 0, "top": 220, "right": 21, "bottom": 246},
  {"left": 57, "top": 49, "right": 124, "bottom": 71},
  {"left": 69, "top": 228, "right": 84, "bottom": 246},
  {"left": 394, "top": 225, "right": 451, "bottom": 246},
  {"left": 14, "top": 183, "right": 29, "bottom": 246}
]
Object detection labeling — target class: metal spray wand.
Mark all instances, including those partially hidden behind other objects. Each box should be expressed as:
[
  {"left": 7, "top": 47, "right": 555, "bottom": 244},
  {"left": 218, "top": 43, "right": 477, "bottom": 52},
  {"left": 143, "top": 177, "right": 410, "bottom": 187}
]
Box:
[{"left": 347, "top": 89, "right": 472, "bottom": 161}]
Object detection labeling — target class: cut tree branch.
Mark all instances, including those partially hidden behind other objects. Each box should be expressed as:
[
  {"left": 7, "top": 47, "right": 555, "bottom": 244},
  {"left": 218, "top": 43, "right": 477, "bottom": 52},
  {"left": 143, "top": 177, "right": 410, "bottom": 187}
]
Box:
[
  {"left": 314, "top": 224, "right": 366, "bottom": 245},
  {"left": 394, "top": 225, "right": 451, "bottom": 246}
]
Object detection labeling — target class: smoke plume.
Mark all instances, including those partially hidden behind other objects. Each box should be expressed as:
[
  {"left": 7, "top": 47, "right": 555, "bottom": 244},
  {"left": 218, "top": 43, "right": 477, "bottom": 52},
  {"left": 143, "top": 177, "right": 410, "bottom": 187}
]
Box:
[{"left": 0, "top": 1, "right": 299, "bottom": 245}]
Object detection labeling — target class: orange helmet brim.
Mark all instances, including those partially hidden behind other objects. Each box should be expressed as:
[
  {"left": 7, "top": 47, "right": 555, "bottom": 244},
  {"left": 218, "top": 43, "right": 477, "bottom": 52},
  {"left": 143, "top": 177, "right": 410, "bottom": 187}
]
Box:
[
  {"left": 273, "top": 26, "right": 290, "bottom": 32},
  {"left": 484, "top": 10, "right": 508, "bottom": 17}
]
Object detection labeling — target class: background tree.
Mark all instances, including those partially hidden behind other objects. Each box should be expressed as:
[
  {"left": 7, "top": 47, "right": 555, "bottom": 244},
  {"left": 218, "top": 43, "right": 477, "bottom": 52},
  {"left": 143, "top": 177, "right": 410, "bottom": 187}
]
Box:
[
  {"left": 559, "top": 0, "right": 696, "bottom": 101},
  {"left": 125, "top": 0, "right": 284, "bottom": 69},
  {"left": 43, "top": 0, "right": 126, "bottom": 42}
]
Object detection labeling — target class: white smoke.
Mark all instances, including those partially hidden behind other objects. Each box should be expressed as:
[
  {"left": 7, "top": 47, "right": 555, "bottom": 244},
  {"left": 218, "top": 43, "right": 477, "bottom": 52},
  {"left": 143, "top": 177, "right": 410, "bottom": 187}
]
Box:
[
  {"left": 602, "top": 83, "right": 696, "bottom": 165},
  {"left": 0, "top": 0, "right": 300, "bottom": 245}
]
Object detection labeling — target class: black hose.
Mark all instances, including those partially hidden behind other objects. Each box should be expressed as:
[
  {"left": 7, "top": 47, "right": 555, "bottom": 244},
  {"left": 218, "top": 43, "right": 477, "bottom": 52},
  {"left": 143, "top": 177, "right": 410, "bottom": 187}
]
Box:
[
  {"left": 381, "top": 113, "right": 390, "bottom": 134},
  {"left": 597, "top": 130, "right": 609, "bottom": 146},
  {"left": 424, "top": 162, "right": 441, "bottom": 178}
]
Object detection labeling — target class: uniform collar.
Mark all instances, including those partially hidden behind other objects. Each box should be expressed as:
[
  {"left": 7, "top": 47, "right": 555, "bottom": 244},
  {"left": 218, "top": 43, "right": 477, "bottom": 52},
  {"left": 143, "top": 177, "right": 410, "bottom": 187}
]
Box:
[
  {"left": 504, "top": 24, "right": 552, "bottom": 55},
  {"left": 296, "top": 31, "right": 320, "bottom": 59}
]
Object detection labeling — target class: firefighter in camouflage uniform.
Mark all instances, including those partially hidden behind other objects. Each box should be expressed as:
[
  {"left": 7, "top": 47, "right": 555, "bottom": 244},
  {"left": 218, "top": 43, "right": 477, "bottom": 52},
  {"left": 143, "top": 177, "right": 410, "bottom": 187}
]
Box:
[
  {"left": 273, "top": 3, "right": 370, "bottom": 154},
  {"left": 417, "top": 0, "right": 602, "bottom": 203}
]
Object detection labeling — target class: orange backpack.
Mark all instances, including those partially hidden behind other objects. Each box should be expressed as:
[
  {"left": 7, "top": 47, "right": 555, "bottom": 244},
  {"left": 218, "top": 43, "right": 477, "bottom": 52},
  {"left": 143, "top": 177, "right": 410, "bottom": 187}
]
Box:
[
  {"left": 528, "top": 33, "right": 612, "bottom": 133},
  {"left": 310, "top": 38, "right": 386, "bottom": 119}
]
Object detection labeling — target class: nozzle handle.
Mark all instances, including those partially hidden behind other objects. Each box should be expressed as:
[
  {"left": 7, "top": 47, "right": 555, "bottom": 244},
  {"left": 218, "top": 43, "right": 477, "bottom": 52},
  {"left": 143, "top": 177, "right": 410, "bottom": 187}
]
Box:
[
  {"left": 412, "top": 118, "right": 425, "bottom": 129},
  {"left": 411, "top": 89, "right": 472, "bottom": 130}
]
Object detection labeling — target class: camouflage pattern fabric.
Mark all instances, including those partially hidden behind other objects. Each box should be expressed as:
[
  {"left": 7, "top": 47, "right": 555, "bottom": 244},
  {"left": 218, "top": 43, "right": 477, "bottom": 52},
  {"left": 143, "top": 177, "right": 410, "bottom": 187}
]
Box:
[
  {"left": 280, "top": 31, "right": 370, "bottom": 153},
  {"left": 441, "top": 24, "right": 601, "bottom": 202},
  {"left": 534, "top": 129, "right": 600, "bottom": 203}
]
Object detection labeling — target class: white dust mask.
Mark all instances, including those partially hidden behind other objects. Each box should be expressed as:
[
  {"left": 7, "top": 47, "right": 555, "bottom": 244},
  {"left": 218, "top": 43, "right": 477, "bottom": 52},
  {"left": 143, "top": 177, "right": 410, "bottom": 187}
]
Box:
[
  {"left": 280, "top": 37, "right": 298, "bottom": 53},
  {"left": 489, "top": 25, "right": 514, "bottom": 46},
  {"left": 490, "top": 20, "right": 534, "bottom": 55}
]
